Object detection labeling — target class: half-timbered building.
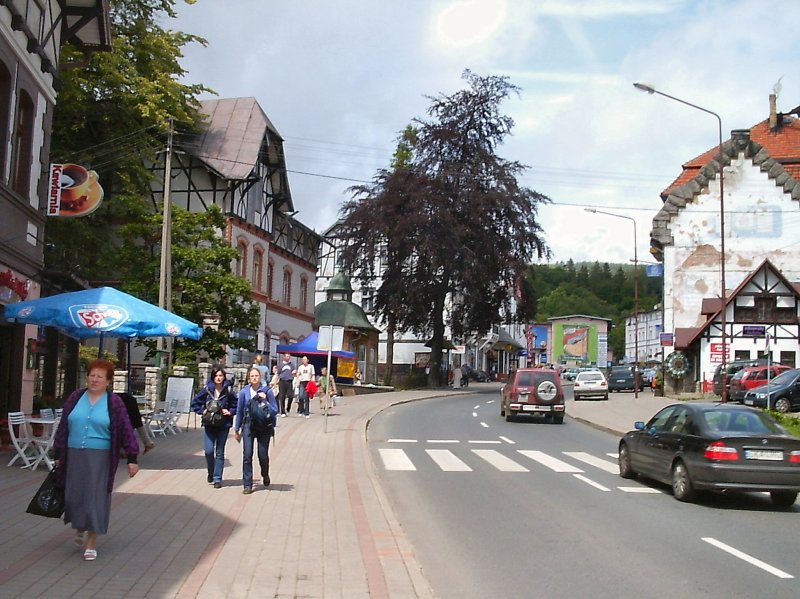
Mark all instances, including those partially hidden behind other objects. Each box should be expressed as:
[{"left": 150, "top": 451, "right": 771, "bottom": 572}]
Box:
[
  {"left": 0, "top": 1, "right": 111, "bottom": 416},
  {"left": 150, "top": 97, "right": 322, "bottom": 366},
  {"left": 651, "top": 94, "right": 800, "bottom": 390}
]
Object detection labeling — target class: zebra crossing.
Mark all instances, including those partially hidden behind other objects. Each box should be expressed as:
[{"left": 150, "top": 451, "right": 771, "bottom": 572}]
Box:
[{"left": 376, "top": 441, "right": 663, "bottom": 494}]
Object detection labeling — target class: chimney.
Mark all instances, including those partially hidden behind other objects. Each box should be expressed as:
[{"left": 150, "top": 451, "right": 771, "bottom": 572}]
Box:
[{"left": 769, "top": 93, "right": 778, "bottom": 129}]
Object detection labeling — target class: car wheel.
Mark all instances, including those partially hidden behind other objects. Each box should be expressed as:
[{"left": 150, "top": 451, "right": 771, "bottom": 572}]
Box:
[
  {"left": 603, "top": 393, "right": 609, "bottom": 401},
  {"left": 770, "top": 491, "right": 797, "bottom": 508},
  {"left": 672, "top": 460, "right": 696, "bottom": 502},
  {"left": 618, "top": 443, "right": 636, "bottom": 479},
  {"left": 500, "top": 399, "right": 505, "bottom": 417},
  {"left": 536, "top": 380, "right": 558, "bottom": 402},
  {"left": 505, "top": 413, "right": 513, "bottom": 422},
  {"left": 553, "top": 415, "right": 564, "bottom": 424},
  {"left": 574, "top": 394, "right": 581, "bottom": 401},
  {"left": 774, "top": 397, "right": 791, "bottom": 413}
]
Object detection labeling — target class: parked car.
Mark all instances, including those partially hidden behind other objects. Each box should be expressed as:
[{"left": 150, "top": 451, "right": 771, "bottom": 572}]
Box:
[
  {"left": 618, "top": 402, "right": 800, "bottom": 507},
  {"left": 468, "top": 369, "right": 490, "bottom": 382},
  {"left": 743, "top": 368, "right": 800, "bottom": 413},
  {"left": 500, "top": 368, "right": 565, "bottom": 424},
  {"left": 712, "top": 358, "right": 768, "bottom": 397},
  {"left": 561, "top": 367, "right": 579, "bottom": 382},
  {"left": 573, "top": 370, "right": 609, "bottom": 401},
  {"left": 729, "top": 364, "right": 792, "bottom": 402},
  {"left": 607, "top": 366, "right": 644, "bottom": 393}
]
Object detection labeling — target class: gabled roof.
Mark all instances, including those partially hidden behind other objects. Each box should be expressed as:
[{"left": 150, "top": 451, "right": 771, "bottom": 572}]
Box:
[
  {"left": 191, "top": 97, "right": 285, "bottom": 181},
  {"left": 675, "top": 259, "right": 800, "bottom": 349},
  {"left": 651, "top": 110, "right": 800, "bottom": 261}
]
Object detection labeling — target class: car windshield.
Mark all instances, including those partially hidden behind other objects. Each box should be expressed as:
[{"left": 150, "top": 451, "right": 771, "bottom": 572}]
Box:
[
  {"left": 579, "top": 373, "right": 603, "bottom": 381},
  {"left": 765, "top": 369, "right": 799, "bottom": 386},
  {"left": 702, "top": 408, "right": 786, "bottom": 434}
]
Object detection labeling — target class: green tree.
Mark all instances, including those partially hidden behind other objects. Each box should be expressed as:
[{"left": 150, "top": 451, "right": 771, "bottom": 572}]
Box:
[
  {"left": 339, "top": 71, "right": 550, "bottom": 385},
  {"left": 45, "top": 0, "right": 210, "bottom": 283},
  {"left": 116, "top": 206, "right": 259, "bottom": 364}
]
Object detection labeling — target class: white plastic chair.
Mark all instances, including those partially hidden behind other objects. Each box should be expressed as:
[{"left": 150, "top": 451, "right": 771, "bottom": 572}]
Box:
[
  {"left": 7, "top": 412, "right": 35, "bottom": 467},
  {"left": 30, "top": 415, "right": 60, "bottom": 471},
  {"left": 149, "top": 400, "right": 175, "bottom": 436},
  {"left": 39, "top": 408, "right": 54, "bottom": 419}
]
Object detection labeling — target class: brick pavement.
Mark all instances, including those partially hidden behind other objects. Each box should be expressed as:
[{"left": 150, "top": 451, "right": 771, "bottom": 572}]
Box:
[
  {"left": 0, "top": 383, "right": 686, "bottom": 598},
  {"left": 0, "top": 388, "right": 446, "bottom": 599}
]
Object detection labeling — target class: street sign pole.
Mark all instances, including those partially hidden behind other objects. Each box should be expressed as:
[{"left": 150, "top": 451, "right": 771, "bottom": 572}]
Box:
[{"left": 317, "top": 325, "right": 345, "bottom": 434}]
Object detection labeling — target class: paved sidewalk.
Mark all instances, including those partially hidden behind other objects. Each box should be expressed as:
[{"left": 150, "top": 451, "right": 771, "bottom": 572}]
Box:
[
  {"left": 567, "top": 388, "right": 678, "bottom": 436},
  {"left": 0, "top": 383, "right": 681, "bottom": 598}
]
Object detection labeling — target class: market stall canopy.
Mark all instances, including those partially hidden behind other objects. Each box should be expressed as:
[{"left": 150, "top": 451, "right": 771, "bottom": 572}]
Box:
[
  {"left": 3, "top": 286, "right": 203, "bottom": 342},
  {"left": 492, "top": 329, "right": 522, "bottom": 351},
  {"left": 276, "top": 331, "right": 355, "bottom": 359}
]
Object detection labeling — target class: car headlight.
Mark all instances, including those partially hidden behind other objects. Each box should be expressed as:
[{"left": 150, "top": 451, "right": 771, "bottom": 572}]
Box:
[{"left": 756, "top": 393, "right": 767, "bottom": 400}]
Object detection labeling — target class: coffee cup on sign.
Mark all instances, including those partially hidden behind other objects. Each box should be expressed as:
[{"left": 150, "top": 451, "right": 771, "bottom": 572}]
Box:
[{"left": 59, "top": 163, "right": 99, "bottom": 211}]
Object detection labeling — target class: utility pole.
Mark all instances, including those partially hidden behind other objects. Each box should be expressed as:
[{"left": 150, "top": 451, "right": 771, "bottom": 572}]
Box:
[{"left": 157, "top": 118, "right": 174, "bottom": 370}]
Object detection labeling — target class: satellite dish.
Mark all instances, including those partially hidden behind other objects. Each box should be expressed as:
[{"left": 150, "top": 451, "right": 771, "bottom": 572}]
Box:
[{"left": 773, "top": 75, "right": 784, "bottom": 98}]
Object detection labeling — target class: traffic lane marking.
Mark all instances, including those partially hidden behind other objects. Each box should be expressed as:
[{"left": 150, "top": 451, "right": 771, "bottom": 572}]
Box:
[
  {"left": 702, "top": 537, "right": 794, "bottom": 579},
  {"left": 573, "top": 474, "right": 610, "bottom": 491}
]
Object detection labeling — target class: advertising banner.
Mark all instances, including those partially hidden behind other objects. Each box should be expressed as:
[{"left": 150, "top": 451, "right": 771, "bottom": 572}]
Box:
[{"left": 47, "top": 163, "right": 104, "bottom": 217}]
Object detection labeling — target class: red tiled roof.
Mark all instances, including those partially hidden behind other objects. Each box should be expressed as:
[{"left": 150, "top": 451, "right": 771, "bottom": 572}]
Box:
[{"left": 662, "top": 115, "right": 800, "bottom": 198}]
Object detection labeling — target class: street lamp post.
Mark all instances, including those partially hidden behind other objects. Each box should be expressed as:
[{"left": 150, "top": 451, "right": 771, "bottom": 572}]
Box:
[
  {"left": 585, "top": 208, "right": 639, "bottom": 398},
  {"left": 633, "top": 83, "right": 727, "bottom": 402}
]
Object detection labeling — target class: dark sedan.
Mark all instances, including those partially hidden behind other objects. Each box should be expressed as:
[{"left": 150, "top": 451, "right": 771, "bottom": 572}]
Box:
[
  {"left": 618, "top": 402, "right": 800, "bottom": 507},
  {"left": 743, "top": 368, "right": 800, "bottom": 413}
]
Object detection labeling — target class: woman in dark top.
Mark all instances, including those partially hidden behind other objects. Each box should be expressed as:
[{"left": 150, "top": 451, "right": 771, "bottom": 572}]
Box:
[
  {"left": 190, "top": 366, "right": 237, "bottom": 488},
  {"left": 53, "top": 359, "right": 139, "bottom": 561}
]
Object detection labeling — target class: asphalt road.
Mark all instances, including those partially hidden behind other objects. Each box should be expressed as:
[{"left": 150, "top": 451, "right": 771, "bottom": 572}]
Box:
[{"left": 368, "top": 390, "right": 800, "bottom": 599}]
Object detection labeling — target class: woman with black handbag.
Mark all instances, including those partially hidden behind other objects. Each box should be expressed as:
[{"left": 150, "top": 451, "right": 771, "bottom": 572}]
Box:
[
  {"left": 52, "top": 359, "right": 139, "bottom": 561},
  {"left": 190, "top": 366, "right": 237, "bottom": 488}
]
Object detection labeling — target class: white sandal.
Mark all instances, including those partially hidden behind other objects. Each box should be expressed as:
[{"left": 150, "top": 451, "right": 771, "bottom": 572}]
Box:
[{"left": 83, "top": 548, "right": 97, "bottom": 561}]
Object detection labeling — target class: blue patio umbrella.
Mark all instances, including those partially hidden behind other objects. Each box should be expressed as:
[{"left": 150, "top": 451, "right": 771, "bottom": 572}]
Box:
[{"left": 3, "top": 286, "right": 203, "bottom": 350}]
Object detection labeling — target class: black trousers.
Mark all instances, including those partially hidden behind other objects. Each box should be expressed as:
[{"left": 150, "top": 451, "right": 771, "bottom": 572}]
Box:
[{"left": 278, "top": 379, "right": 294, "bottom": 414}]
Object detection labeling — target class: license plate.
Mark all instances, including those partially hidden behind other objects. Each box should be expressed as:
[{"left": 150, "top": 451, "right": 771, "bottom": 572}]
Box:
[
  {"left": 522, "top": 405, "right": 551, "bottom": 412},
  {"left": 744, "top": 449, "right": 783, "bottom": 461},
  {"left": 743, "top": 399, "right": 754, "bottom": 406},
  {"left": 615, "top": 379, "right": 626, "bottom": 383}
]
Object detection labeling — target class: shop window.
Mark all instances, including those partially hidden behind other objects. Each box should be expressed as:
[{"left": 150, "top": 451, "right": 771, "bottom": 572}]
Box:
[
  {"left": 252, "top": 249, "right": 263, "bottom": 290},
  {"left": 282, "top": 269, "right": 292, "bottom": 305},
  {"left": 299, "top": 277, "right": 308, "bottom": 312}
]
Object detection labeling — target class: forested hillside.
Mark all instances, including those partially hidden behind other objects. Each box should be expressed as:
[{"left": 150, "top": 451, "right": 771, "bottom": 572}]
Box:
[{"left": 528, "top": 261, "right": 662, "bottom": 360}]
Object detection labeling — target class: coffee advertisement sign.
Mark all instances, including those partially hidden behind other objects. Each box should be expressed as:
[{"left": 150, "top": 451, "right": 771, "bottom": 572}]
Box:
[{"left": 47, "top": 163, "right": 105, "bottom": 217}]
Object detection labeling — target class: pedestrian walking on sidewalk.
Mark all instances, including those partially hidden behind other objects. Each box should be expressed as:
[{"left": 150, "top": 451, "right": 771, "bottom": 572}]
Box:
[
  {"left": 277, "top": 353, "right": 295, "bottom": 416},
  {"left": 318, "top": 366, "right": 337, "bottom": 410},
  {"left": 53, "top": 359, "right": 140, "bottom": 562},
  {"left": 297, "top": 355, "right": 315, "bottom": 418},
  {"left": 191, "top": 366, "right": 237, "bottom": 488},
  {"left": 118, "top": 392, "right": 155, "bottom": 453},
  {"left": 235, "top": 368, "right": 278, "bottom": 493}
]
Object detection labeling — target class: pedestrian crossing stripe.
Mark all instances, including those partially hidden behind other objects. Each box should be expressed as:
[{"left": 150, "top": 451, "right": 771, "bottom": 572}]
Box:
[
  {"left": 517, "top": 450, "right": 583, "bottom": 473},
  {"left": 472, "top": 449, "right": 529, "bottom": 472},
  {"left": 562, "top": 452, "right": 618, "bottom": 474},
  {"left": 379, "top": 448, "right": 416, "bottom": 470},
  {"left": 377, "top": 447, "right": 660, "bottom": 495},
  {"left": 427, "top": 449, "right": 471, "bottom": 471}
]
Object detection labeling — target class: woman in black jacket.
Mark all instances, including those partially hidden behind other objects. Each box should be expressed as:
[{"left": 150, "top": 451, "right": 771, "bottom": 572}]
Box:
[{"left": 190, "top": 366, "right": 237, "bottom": 488}]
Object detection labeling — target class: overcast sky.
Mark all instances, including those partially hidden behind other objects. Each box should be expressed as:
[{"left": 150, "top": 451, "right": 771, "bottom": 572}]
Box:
[{"left": 171, "top": 0, "right": 800, "bottom": 265}]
